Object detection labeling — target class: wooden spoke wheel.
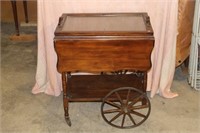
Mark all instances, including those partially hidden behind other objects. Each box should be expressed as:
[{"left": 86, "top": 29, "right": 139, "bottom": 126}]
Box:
[{"left": 101, "top": 87, "right": 151, "bottom": 129}]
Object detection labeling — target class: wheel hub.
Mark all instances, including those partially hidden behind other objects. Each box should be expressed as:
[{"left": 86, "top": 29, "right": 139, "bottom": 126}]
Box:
[{"left": 122, "top": 106, "right": 128, "bottom": 113}]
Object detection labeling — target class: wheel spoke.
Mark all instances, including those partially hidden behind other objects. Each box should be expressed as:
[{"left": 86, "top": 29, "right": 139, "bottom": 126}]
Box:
[
  {"left": 105, "top": 100, "right": 121, "bottom": 109},
  {"left": 115, "top": 92, "right": 123, "bottom": 105},
  {"left": 126, "top": 89, "right": 131, "bottom": 105},
  {"left": 121, "top": 113, "right": 126, "bottom": 127},
  {"left": 127, "top": 113, "right": 136, "bottom": 125},
  {"left": 130, "top": 110, "right": 146, "bottom": 118},
  {"left": 103, "top": 108, "right": 122, "bottom": 114},
  {"left": 130, "top": 104, "right": 149, "bottom": 110},
  {"left": 109, "top": 112, "right": 123, "bottom": 123},
  {"left": 128, "top": 94, "right": 144, "bottom": 107}
]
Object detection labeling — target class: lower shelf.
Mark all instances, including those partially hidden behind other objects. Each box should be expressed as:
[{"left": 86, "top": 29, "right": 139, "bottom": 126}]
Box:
[{"left": 67, "top": 74, "right": 145, "bottom": 102}]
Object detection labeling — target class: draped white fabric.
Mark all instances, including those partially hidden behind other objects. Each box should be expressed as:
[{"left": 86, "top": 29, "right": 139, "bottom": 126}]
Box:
[{"left": 32, "top": 0, "right": 178, "bottom": 98}]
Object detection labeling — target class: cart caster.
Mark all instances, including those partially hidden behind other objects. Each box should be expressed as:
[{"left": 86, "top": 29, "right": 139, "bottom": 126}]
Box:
[
  {"left": 65, "top": 116, "right": 72, "bottom": 126},
  {"left": 101, "top": 87, "right": 151, "bottom": 129}
]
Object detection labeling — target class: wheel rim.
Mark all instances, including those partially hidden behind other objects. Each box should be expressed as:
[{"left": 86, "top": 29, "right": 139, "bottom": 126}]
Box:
[{"left": 101, "top": 87, "right": 151, "bottom": 129}]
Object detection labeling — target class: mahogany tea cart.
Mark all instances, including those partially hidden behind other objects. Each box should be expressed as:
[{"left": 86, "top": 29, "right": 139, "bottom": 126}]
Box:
[{"left": 54, "top": 13, "right": 154, "bottom": 129}]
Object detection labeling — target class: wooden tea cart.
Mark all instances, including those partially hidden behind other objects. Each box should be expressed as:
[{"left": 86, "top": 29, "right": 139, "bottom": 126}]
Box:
[{"left": 54, "top": 13, "right": 154, "bottom": 129}]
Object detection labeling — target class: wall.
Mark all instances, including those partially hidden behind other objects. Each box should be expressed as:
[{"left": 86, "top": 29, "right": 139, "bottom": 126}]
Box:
[{"left": 1, "top": 0, "right": 37, "bottom": 23}]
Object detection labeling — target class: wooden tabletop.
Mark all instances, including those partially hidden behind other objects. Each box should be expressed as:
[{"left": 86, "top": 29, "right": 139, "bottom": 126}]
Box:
[{"left": 55, "top": 13, "right": 153, "bottom": 36}]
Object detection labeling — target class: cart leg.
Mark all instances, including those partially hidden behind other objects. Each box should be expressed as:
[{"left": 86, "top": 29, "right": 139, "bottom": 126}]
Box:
[
  {"left": 11, "top": 0, "right": 20, "bottom": 36},
  {"left": 142, "top": 72, "right": 147, "bottom": 105},
  {"left": 23, "top": 0, "right": 29, "bottom": 23},
  {"left": 62, "top": 72, "right": 71, "bottom": 126}
]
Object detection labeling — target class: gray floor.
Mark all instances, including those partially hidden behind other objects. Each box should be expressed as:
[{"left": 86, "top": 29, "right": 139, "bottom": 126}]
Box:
[{"left": 1, "top": 22, "right": 200, "bottom": 133}]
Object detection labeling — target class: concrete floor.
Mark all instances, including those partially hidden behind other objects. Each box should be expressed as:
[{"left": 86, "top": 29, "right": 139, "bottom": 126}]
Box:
[{"left": 1, "top": 22, "right": 200, "bottom": 133}]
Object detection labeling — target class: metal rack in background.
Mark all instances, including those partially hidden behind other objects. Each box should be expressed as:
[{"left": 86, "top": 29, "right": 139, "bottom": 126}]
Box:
[{"left": 188, "top": 0, "right": 200, "bottom": 90}]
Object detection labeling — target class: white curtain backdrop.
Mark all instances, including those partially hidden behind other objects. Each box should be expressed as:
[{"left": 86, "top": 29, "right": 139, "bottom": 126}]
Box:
[{"left": 32, "top": 0, "right": 179, "bottom": 98}]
